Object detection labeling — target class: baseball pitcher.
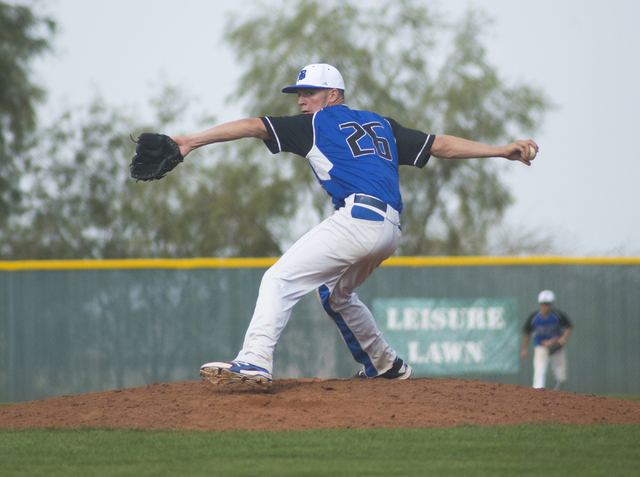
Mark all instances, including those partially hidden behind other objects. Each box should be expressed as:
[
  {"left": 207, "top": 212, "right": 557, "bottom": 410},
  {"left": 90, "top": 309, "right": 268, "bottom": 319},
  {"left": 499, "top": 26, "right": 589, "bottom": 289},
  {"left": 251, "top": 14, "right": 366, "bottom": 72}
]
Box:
[{"left": 133, "top": 63, "right": 538, "bottom": 389}]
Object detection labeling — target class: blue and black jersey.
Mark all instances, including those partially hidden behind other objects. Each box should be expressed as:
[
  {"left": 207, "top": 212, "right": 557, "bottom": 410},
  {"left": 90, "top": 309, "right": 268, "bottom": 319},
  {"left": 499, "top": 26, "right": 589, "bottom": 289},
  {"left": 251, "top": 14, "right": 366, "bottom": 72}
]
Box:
[
  {"left": 523, "top": 309, "right": 573, "bottom": 346},
  {"left": 261, "top": 104, "right": 435, "bottom": 212}
]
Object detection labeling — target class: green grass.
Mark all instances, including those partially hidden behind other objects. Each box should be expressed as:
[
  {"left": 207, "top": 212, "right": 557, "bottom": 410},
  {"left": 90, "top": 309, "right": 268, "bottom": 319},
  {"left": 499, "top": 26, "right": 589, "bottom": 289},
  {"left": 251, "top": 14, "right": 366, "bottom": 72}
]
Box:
[
  {"left": 1, "top": 424, "right": 639, "bottom": 477},
  {"left": 607, "top": 395, "right": 640, "bottom": 402}
]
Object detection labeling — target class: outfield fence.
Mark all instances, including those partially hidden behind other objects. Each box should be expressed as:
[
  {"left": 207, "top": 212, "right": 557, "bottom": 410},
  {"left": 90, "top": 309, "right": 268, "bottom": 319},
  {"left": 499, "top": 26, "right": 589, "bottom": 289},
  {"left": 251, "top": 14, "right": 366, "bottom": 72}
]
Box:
[{"left": 1, "top": 257, "right": 639, "bottom": 402}]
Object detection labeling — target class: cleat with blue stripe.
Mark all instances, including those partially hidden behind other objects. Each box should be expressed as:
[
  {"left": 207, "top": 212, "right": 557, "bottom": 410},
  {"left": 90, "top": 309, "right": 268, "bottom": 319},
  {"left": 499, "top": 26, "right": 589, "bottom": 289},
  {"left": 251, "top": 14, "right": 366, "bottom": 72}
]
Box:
[{"left": 200, "top": 361, "right": 273, "bottom": 389}]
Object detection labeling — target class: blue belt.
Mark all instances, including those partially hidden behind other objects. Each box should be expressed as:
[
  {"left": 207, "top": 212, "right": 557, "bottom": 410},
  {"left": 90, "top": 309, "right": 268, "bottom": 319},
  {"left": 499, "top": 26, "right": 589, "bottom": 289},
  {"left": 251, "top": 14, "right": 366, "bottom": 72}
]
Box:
[{"left": 353, "top": 194, "right": 387, "bottom": 212}]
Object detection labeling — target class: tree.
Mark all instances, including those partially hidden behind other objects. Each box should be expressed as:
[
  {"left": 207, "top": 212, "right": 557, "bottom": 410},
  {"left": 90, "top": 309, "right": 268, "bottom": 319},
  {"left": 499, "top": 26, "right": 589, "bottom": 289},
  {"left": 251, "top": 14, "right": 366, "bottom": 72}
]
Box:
[
  {"left": 224, "top": 0, "right": 554, "bottom": 255},
  {"left": 1, "top": 0, "right": 556, "bottom": 260},
  {"left": 0, "top": 1, "right": 55, "bottom": 225},
  {"left": 0, "top": 86, "right": 295, "bottom": 259}
]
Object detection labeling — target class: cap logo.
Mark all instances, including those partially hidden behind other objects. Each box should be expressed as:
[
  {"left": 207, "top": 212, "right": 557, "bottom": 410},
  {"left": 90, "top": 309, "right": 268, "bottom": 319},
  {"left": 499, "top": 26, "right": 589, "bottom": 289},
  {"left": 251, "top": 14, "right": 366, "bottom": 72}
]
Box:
[{"left": 297, "top": 69, "right": 307, "bottom": 81}]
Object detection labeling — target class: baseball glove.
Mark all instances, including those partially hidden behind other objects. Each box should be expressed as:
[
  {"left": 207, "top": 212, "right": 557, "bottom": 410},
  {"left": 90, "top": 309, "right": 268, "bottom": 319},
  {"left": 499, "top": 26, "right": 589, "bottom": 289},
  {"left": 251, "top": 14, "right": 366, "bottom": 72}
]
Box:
[
  {"left": 130, "top": 133, "right": 183, "bottom": 181},
  {"left": 546, "top": 340, "right": 563, "bottom": 355}
]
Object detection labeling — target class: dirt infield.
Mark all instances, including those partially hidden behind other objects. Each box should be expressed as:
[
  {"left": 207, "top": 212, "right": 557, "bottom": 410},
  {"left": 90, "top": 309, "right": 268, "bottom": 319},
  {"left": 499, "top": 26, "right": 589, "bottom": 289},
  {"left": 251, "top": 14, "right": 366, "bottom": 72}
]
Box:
[{"left": 2, "top": 378, "right": 640, "bottom": 431}]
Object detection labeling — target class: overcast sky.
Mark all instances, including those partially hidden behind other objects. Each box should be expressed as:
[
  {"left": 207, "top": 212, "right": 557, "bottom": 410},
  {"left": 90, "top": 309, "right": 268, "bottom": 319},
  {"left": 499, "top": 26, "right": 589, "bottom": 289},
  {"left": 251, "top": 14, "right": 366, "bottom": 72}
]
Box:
[{"left": 27, "top": 0, "right": 640, "bottom": 256}]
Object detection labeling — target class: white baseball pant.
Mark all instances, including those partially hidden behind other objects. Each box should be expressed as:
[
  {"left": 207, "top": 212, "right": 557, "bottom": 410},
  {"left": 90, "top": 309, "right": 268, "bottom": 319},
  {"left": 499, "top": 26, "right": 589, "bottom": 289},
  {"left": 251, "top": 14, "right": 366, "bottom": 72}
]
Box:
[
  {"left": 533, "top": 345, "right": 567, "bottom": 389},
  {"left": 234, "top": 193, "right": 402, "bottom": 376}
]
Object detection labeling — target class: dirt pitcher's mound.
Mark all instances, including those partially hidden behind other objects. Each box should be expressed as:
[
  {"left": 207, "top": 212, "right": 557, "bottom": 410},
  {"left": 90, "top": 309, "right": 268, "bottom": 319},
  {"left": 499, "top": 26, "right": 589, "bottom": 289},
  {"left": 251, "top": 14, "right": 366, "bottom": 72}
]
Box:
[{"left": 2, "top": 378, "right": 640, "bottom": 431}]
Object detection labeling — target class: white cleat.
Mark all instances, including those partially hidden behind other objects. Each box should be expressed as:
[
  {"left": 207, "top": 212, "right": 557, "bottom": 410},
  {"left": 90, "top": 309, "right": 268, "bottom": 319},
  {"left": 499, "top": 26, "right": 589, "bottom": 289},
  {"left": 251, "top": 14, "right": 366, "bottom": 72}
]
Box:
[{"left": 200, "top": 361, "right": 273, "bottom": 390}]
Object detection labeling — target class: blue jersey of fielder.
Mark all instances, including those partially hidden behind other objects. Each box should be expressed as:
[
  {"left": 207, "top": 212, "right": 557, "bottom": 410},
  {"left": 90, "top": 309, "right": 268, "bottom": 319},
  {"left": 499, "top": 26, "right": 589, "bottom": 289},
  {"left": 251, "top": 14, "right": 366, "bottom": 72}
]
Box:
[
  {"left": 260, "top": 105, "right": 435, "bottom": 212},
  {"left": 523, "top": 309, "right": 573, "bottom": 346}
]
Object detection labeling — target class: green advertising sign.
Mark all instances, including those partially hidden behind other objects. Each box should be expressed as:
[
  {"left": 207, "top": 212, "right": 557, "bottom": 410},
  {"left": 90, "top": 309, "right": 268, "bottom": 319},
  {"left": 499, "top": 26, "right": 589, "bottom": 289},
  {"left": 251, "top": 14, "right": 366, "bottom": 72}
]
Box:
[{"left": 373, "top": 298, "right": 520, "bottom": 375}]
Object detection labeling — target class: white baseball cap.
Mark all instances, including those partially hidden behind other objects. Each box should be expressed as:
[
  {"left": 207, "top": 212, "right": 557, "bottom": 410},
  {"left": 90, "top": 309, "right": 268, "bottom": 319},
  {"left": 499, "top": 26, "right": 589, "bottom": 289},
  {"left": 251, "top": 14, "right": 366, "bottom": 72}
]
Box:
[
  {"left": 282, "top": 63, "right": 345, "bottom": 93},
  {"left": 538, "top": 290, "right": 555, "bottom": 303}
]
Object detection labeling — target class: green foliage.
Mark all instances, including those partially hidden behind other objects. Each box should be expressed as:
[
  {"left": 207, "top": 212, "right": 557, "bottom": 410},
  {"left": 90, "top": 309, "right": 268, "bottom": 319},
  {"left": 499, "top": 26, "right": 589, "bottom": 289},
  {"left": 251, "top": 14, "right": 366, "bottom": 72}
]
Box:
[
  {"left": 2, "top": 97, "right": 142, "bottom": 259},
  {"left": 225, "top": 0, "right": 554, "bottom": 255},
  {"left": 1, "top": 425, "right": 639, "bottom": 476},
  {"left": 179, "top": 146, "right": 295, "bottom": 257},
  {"left": 0, "top": 1, "right": 55, "bottom": 225},
  {"left": 0, "top": 85, "right": 295, "bottom": 259},
  {"left": 0, "top": 0, "right": 555, "bottom": 259}
]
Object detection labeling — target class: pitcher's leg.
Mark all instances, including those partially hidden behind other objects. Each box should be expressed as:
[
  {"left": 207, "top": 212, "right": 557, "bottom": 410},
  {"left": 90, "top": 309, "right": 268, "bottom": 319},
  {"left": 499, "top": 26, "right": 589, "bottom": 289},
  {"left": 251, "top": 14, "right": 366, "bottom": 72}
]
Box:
[
  {"left": 319, "top": 285, "right": 396, "bottom": 376},
  {"left": 320, "top": 218, "right": 402, "bottom": 376},
  {"left": 234, "top": 265, "right": 306, "bottom": 372},
  {"left": 234, "top": 210, "right": 372, "bottom": 373}
]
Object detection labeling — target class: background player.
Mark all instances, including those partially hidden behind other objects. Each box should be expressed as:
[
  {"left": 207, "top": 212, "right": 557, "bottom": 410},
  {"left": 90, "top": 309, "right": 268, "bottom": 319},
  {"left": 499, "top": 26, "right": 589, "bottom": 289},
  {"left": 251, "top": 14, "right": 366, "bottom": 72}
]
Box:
[
  {"left": 521, "top": 290, "right": 573, "bottom": 390},
  {"left": 171, "top": 63, "right": 538, "bottom": 388}
]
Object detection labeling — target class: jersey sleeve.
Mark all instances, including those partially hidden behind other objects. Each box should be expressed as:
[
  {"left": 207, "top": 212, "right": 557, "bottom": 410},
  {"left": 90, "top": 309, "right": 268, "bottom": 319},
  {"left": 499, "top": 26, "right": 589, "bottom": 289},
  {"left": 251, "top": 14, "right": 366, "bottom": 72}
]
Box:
[
  {"left": 260, "top": 114, "right": 314, "bottom": 157},
  {"left": 556, "top": 309, "right": 573, "bottom": 328},
  {"left": 523, "top": 312, "right": 537, "bottom": 334},
  {"left": 384, "top": 117, "right": 435, "bottom": 168}
]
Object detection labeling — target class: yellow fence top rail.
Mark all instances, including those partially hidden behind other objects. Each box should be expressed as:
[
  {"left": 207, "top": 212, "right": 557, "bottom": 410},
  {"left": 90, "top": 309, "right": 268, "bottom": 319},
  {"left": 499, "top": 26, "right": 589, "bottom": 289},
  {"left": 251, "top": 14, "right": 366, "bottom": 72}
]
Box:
[{"left": 1, "top": 256, "right": 640, "bottom": 271}]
